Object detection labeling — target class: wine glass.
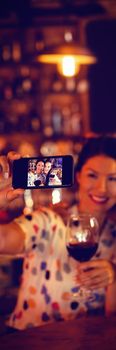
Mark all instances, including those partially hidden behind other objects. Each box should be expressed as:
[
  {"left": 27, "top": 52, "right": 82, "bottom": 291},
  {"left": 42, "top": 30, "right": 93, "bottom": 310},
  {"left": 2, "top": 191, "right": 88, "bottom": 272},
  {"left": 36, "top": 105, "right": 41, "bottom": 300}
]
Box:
[{"left": 66, "top": 213, "right": 99, "bottom": 299}]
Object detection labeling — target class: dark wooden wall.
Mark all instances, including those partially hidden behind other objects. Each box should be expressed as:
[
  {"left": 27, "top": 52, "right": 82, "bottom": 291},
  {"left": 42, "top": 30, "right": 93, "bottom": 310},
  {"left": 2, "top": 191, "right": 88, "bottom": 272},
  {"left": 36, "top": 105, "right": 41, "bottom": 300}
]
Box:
[{"left": 86, "top": 19, "right": 116, "bottom": 133}]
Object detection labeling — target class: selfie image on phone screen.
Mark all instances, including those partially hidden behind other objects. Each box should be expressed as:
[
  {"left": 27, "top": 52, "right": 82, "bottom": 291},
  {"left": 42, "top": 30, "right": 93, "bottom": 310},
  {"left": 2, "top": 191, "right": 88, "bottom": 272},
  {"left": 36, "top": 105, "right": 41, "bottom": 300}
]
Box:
[
  {"left": 27, "top": 157, "right": 62, "bottom": 188},
  {"left": 12, "top": 155, "right": 74, "bottom": 189}
]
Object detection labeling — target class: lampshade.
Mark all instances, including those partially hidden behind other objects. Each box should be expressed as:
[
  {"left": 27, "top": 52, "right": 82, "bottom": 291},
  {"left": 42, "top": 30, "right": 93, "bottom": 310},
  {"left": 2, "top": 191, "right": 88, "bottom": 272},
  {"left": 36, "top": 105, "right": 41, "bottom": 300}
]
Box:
[{"left": 36, "top": 43, "right": 97, "bottom": 77}]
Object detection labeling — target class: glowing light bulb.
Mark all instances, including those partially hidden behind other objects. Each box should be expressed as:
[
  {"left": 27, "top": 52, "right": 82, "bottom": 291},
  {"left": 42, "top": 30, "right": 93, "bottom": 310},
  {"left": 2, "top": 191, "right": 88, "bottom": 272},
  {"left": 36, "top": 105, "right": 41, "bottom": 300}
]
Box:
[{"left": 58, "top": 56, "right": 80, "bottom": 77}]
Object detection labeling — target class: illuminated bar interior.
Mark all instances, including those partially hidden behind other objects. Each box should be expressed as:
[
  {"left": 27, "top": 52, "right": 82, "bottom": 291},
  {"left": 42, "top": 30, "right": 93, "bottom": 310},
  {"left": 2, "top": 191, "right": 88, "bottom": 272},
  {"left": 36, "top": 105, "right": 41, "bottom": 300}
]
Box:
[{"left": 0, "top": 0, "right": 116, "bottom": 321}]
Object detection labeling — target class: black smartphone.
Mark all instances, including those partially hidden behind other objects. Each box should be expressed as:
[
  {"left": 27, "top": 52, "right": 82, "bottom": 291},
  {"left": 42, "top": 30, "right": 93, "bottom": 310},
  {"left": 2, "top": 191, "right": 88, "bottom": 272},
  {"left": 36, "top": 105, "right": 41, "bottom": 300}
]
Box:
[{"left": 12, "top": 155, "right": 74, "bottom": 189}]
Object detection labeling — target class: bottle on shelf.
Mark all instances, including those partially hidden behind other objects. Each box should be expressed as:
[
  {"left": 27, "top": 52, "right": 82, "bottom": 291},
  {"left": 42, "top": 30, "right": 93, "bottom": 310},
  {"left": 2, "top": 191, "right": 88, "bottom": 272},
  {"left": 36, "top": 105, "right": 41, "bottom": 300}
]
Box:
[
  {"left": 28, "top": 109, "right": 41, "bottom": 133},
  {"left": 3, "top": 83, "right": 13, "bottom": 101},
  {"left": 12, "top": 41, "right": 22, "bottom": 62},
  {"left": 71, "top": 112, "right": 82, "bottom": 136},
  {"left": 51, "top": 73, "right": 64, "bottom": 93},
  {"left": 1, "top": 42, "right": 12, "bottom": 63},
  {"left": 52, "top": 106, "right": 63, "bottom": 135},
  {"left": 62, "top": 105, "right": 71, "bottom": 136}
]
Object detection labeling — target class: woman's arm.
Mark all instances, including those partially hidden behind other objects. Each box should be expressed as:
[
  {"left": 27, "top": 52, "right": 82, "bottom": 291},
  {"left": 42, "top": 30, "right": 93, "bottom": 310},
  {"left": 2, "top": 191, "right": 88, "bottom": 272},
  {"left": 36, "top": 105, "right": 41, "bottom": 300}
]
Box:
[
  {"left": 0, "top": 152, "right": 26, "bottom": 255},
  {"left": 0, "top": 221, "right": 25, "bottom": 255}
]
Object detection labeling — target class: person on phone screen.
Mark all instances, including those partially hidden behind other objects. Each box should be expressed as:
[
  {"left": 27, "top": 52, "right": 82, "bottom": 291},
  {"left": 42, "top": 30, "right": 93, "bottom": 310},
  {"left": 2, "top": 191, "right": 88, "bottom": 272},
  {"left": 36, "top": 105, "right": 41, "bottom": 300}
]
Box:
[
  {"left": 44, "top": 160, "right": 52, "bottom": 175},
  {"left": 43, "top": 160, "right": 53, "bottom": 186},
  {"left": 0, "top": 136, "right": 116, "bottom": 333},
  {"left": 27, "top": 160, "right": 36, "bottom": 187},
  {"left": 48, "top": 168, "right": 62, "bottom": 186},
  {"left": 34, "top": 160, "right": 46, "bottom": 187}
]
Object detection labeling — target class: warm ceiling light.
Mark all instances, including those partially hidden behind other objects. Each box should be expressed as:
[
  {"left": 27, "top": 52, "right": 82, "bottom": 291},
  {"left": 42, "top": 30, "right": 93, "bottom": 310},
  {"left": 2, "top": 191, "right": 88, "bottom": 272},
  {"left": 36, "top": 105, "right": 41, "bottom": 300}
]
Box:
[
  {"left": 58, "top": 56, "right": 79, "bottom": 77},
  {"left": 36, "top": 43, "right": 97, "bottom": 77}
]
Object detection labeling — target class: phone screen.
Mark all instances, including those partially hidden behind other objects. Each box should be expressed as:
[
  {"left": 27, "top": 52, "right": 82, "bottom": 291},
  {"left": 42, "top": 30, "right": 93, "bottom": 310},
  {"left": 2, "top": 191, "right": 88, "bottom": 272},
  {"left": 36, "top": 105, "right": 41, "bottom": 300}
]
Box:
[{"left": 12, "top": 155, "right": 74, "bottom": 189}]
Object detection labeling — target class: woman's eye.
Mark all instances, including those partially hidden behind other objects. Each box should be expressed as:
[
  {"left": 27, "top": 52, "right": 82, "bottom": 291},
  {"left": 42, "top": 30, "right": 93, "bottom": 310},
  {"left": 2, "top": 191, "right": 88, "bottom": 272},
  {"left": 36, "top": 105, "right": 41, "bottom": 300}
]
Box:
[
  {"left": 108, "top": 177, "right": 116, "bottom": 182},
  {"left": 87, "top": 173, "right": 97, "bottom": 178}
]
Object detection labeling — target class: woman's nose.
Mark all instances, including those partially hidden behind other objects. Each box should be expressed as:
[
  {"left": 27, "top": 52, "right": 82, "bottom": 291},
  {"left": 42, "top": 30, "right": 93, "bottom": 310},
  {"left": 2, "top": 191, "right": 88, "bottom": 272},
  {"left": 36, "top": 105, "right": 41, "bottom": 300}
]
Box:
[{"left": 95, "top": 177, "right": 107, "bottom": 193}]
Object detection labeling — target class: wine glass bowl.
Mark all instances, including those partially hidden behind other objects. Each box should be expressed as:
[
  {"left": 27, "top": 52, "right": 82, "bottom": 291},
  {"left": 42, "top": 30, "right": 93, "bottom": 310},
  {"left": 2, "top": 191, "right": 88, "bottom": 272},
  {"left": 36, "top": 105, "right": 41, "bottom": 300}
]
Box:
[
  {"left": 66, "top": 213, "right": 99, "bottom": 300},
  {"left": 66, "top": 214, "right": 99, "bottom": 263}
]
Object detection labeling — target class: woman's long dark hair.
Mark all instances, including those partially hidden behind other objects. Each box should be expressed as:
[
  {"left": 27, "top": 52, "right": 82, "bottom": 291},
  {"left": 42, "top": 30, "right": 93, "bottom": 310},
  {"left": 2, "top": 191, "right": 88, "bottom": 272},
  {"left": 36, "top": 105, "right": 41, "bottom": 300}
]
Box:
[{"left": 75, "top": 136, "right": 116, "bottom": 173}]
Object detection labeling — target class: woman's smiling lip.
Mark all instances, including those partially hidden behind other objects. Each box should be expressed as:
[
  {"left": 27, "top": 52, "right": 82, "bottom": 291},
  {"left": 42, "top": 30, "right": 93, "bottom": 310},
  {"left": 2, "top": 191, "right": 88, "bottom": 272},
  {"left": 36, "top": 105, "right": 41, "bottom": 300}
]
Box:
[{"left": 89, "top": 194, "right": 109, "bottom": 204}]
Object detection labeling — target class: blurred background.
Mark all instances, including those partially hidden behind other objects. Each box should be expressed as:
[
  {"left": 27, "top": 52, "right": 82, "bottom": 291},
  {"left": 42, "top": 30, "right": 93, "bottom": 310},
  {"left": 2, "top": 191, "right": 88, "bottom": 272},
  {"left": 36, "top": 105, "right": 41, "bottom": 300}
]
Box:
[{"left": 0, "top": 0, "right": 116, "bottom": 321}]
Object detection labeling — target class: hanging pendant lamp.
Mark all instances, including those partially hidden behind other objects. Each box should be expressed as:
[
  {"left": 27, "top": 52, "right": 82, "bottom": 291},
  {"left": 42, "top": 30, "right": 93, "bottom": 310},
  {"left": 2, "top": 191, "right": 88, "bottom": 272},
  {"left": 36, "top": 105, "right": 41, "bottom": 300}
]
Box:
[{"left": 35, "top": 41, "right": 97, "bottom": 77}]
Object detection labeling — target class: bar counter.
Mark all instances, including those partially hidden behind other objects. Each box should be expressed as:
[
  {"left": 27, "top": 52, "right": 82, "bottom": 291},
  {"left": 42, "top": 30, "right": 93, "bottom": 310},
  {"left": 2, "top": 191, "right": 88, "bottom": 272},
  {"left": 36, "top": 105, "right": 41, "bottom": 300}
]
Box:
[{"left": 1, "top": 316, "right": 116, "bottom": 350}]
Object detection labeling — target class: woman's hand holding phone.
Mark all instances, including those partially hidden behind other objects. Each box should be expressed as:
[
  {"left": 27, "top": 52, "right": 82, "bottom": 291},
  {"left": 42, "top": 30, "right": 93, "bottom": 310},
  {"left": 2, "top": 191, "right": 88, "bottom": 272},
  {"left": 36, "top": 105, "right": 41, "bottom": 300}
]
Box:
[{"left": 0, "top": 152, "right": 24, "bottom": 210}]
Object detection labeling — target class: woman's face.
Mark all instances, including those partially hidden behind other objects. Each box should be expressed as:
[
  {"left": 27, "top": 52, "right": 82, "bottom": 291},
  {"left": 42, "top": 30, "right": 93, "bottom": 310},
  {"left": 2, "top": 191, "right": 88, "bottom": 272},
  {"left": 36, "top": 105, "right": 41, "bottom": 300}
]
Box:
[
  {"left": 36, "top": 161, "right": 44, "bottom": 174},
  {"left": 29, "top": 162, "right": 36, "bottom": 173},
  {"left": 77, "top": 155, "right": 116, "bottom": 216},
  {"left": 44, "top": 162, "right": 52, "bottom": 174}
]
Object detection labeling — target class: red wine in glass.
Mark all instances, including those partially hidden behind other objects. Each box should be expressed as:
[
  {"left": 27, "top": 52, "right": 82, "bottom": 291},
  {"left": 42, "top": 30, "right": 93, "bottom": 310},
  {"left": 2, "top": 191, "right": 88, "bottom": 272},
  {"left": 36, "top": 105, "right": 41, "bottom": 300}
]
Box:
[
  {"left": 67, "top": 241, "right": 98, "bottom": 262},
  {"left": 66, "top": 214, "right": 99, "bottom": 298}
]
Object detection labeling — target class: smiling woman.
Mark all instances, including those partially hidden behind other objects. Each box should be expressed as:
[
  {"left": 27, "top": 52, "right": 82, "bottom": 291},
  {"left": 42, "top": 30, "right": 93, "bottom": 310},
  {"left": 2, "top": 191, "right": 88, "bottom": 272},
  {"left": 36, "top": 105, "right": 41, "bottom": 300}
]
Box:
[
  {"left": 75, "top": 136, "right": 116, "bottom": 227},
  {"left": 76, "top": 155, "right": 116, "bottom": 223},
  {"left": 0, "top": 137, "right": 115, "bottom": 332}
]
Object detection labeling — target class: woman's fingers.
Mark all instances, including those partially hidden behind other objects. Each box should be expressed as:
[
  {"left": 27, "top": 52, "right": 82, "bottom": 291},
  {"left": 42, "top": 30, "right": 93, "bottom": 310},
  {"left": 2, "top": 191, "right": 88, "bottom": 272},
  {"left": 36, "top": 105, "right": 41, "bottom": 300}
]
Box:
[
  {"left": 0, "top": 177, "right": 12, "bottom": 190},
  {"left": 7, "top": 151, "right": 21, "bottom": 162},
  {"left": 82, "top": 275, "right": 109, "bottom": 290},
  {"left": 81, "top": 270, "right": 109, "bottom": 288},
  {"left": 79, "top": 259, "right": 108, "bottom": 270},
  {"left": 0, "top": 152, "right": 21, "bottom": 180},
  {"left": 77, "top": 259, "right": 115, "bottom": 289},
  {"left": 7, "top": 151, "right": 22, "bottom": 176},
  {"left": 0, "top": 186, "right": 24, "bottom": 210},
  {"left": 0, "top": 152, "right": 24, "bottom": 210},
  {"left": 0, "top": 156, "right": 10, "bottom": 179},
  {"left": 6, "top": 188, "right": 24, "bottom": 202}
]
